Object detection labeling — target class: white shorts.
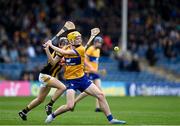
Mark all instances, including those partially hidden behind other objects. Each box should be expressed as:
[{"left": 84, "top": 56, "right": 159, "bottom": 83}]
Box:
[{"left": 39, "top": 73, "right": 52, "bottom": 87}]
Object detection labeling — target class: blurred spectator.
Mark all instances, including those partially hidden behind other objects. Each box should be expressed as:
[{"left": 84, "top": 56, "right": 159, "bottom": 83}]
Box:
[
  {"left": 9, "top": 45, "right": 19, "bottom": 62},
  {"left": 127, "top": 55, "right": 140, "bottom": 72},
  {"left": 21, "top": 67, "right": 40, "bottom": 81},
  {"left": 27, "top": 43, "right": 36, "bottom": 58},
  {"left": 0, "top": 0, "right": 179, "bottom": 80},
  {"left": 118, "top": 53, "right": 140, "bottom": 72},
  {"left": 0, "top": 41, "right": 11, "bottom": 63},
  {"left": 0, "top": 0, "right": 179, "bottom": 63},
  {"left": 163, "top": 39, "right": 177, "bottom": 59},
  {"left": 145, "top": 44, "right": 157, "bottom": 66}
]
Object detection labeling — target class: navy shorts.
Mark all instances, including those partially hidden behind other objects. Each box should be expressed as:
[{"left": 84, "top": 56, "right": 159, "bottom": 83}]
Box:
[
  {"left": 66, "top": 75, "right": 92, "bottom": 92},
  {"left": 87, "top": 73, "right": 100, "bottom": 80}
]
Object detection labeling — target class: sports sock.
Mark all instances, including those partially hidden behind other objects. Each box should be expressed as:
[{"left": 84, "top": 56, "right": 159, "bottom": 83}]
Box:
[
  {"left": 107, "top": 114, "right": 113, "bottom": 121},
  {"left": 52, "top": 113, "right": 56, "bottom": 118},
  {"left": 22, "top": 107, "right": 30, "bottom": 114},
  {"left": 47, "top": 99, "right": 55, "bottom": 106}
]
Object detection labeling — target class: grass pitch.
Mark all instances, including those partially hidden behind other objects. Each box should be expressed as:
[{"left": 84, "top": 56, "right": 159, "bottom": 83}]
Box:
[{"left": 0, "top": 96, "right": 180, "bottom": 125}]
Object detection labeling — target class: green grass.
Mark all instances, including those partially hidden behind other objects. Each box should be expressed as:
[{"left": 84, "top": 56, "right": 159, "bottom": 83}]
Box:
[{"left": 0, "top": 96, "right": 180, "bottom": 125}]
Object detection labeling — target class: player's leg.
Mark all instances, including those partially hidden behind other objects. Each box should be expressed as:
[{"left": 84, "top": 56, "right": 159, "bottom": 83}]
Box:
[
  {"left": 73, "top": 74, "right": 91, "bottom": 109},
  {"left": 54, "top": 89, "right": 75, "bottom": 115},
  {"left": 47, "top": 77, "right": 66, "bottom": 101},
  {"left": 71, "top": 91, "right": 88, "bottom": 111},
  {"left": 93, "top": 78, "right": 102, "bottom": 112},
  {"left": 84, "top": 83, "right": 126, "bottom": 124},
  {"left": 27, "top": 86, "right": 51, "bottom": 110},
  {"left": 19, "top": 86, "right": 50, "bottom": 121},
  {"left": 45, "top": 89, "right": 76, "bottom": 123},
  {"left": 74, "top": 92, "right": 88, "bottom": 104},
  {"left": 73, "top": 75, "right": 102, "bottom": 112},
  {"left": 85, "top": 83, "right": 111, "bottom": 115},
  {"left": 45, "top": 77, "right": 66, "bottom": 115}
]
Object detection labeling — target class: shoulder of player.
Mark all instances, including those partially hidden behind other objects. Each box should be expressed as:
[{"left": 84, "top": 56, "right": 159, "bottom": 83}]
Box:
[
  {"left": 89, "top": 45, "right": 95, "bottom": 49},
  {"left": 86, "top": 45, "right": 95, "bottom": 51},
  {"left": 73, "top": 45, "right": 85, "bottom": 56},
  {"left": 75, "top": 45, "right": 85, "bottom": 51}
]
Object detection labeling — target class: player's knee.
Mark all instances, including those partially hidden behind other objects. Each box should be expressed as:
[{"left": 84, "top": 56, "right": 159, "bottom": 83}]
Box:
[
  {"left": 57, "top": 85, "right": 66, "bottom": 91},
  {"left": 61, "top": 85, "right": 66, "bottom": 91},
  {"left": 37, "top": 97, "right": 45, "bottom": 103},
  {"left": 97, "top": 92, "right": 105, "bottom": 100},
  {"left": 67, "top": 103, "right": 74, "bottom": 110}
]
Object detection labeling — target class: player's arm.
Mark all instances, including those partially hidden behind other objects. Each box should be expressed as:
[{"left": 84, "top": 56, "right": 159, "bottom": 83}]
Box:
[
  {"left": 43, "top": 44, "right": 61, "bottom": 65},
  {"left": 85, "top": 48, "right": 106, "bottom": 75},
  {"left": 85, "top": 46, "right": 97, "bottom": 73},
  {"left": 85, "top": 61, "right": 106, "bottom": 76},
  {"left": 84, "top": 56, "right": 97, "bottom": 73},
  {"left": 46, "top": 40, "right": 77, "bottom": 55},
  {"left": 85, "top": 58, "right": 106, "bottom": 76}
]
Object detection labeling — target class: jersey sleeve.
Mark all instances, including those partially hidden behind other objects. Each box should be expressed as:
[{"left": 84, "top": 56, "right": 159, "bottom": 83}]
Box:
[
  {"left": 74, "top": 45, "right": 85, "bottom": 56},
  {"left": 86, "top": 46, "right": 93, "bottom": 56}
]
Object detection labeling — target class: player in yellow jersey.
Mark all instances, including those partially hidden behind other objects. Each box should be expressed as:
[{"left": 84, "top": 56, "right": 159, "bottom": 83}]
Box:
[
  {"left": 44, "top": 31, "right": 126, "bottom": 124},
  {"left": 74, "top": 36, "right": 105, "bottom": 112},
  {"left": 18, "top": 37, "right": 67, "bottom": 121}
]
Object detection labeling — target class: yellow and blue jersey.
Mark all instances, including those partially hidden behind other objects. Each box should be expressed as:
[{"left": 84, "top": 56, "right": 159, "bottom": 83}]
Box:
[
  {"left": 64, "top": 45, "right": 85, "bottom": 80},
  {"left": 85, "top": 45, "right": 100, "bottom": 72}
]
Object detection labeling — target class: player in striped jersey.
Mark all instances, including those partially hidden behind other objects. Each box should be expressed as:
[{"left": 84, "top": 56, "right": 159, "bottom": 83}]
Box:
[{"left": 18, "top": 37, "right": 67, "bottom": 121}]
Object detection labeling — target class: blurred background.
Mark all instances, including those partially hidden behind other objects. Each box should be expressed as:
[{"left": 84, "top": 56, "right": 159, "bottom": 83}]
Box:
[{"left": 0, "top": 0, "right": 180, "bottom": 96}]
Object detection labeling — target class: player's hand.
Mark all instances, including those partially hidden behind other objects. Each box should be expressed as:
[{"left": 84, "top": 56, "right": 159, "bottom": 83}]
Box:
[
  {"left": 99, "top": 69, "right": 106, "bottom": 76},
  {"left": 46, "top": 40, "right": 52, "bottom": 46},
  {"left": 59, "top": 57, "right": 65, "bottom": 65},
  {"left": 43, "top": 40, "right": 51, "bottom": 47},
  {"left": 43, "top": 42, "right": 49, "bottom": 48}
]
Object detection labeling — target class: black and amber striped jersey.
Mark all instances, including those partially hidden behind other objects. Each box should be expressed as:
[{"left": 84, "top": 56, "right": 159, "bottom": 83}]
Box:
[{"left": 40, "top": 51, "right": 63, "bottom": 77}]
